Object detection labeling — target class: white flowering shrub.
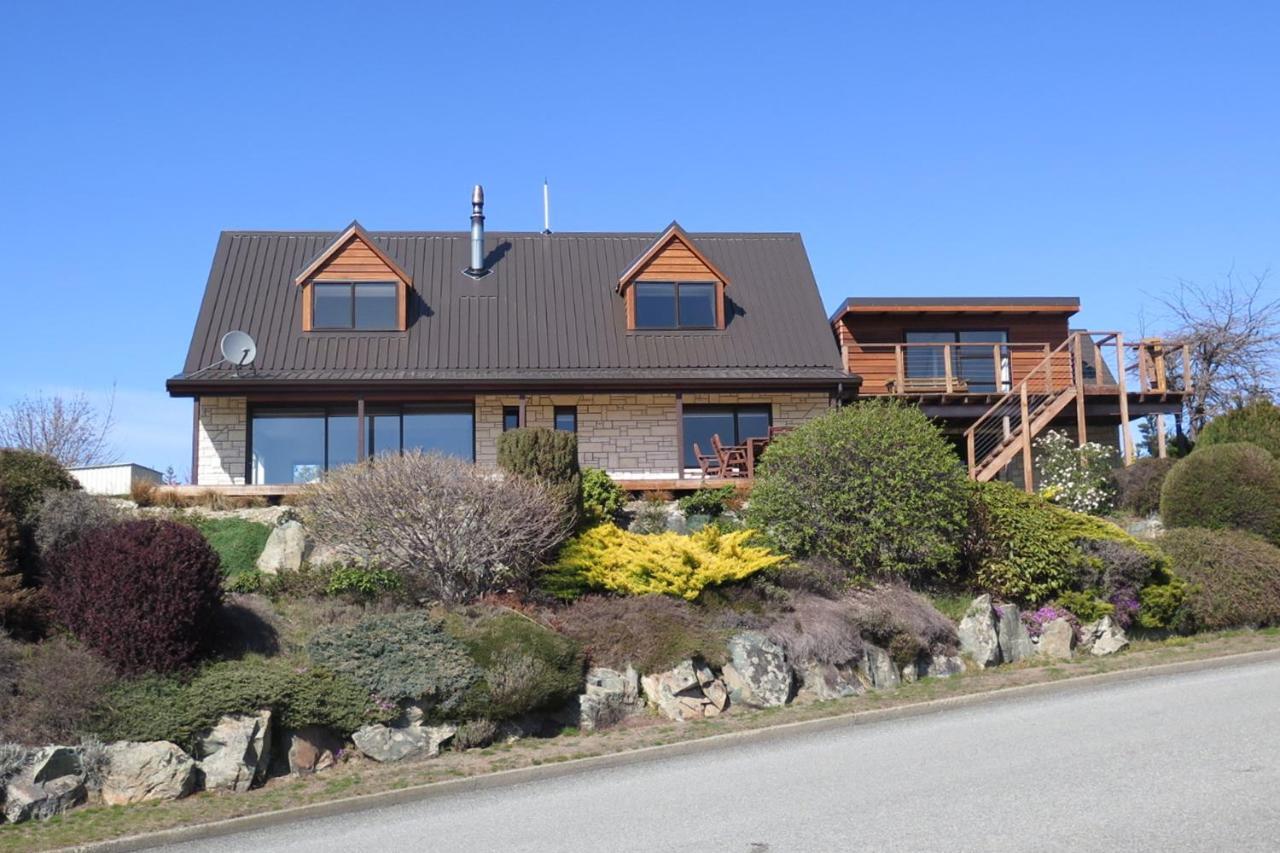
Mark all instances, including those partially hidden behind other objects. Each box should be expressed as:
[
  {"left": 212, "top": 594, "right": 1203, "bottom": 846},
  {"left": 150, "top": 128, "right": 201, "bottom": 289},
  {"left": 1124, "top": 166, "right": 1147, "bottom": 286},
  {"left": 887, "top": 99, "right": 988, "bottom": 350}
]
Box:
[{"left": 1034, "top": 430, "right": 1117, "bottom": 516}]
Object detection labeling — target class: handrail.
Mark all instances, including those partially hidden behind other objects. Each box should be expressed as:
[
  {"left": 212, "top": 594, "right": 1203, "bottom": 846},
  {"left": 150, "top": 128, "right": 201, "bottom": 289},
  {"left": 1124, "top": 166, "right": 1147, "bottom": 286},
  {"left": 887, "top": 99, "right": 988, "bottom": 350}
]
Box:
[{"left": 964, "top": 334, "right": 1077, "bottom": 439}]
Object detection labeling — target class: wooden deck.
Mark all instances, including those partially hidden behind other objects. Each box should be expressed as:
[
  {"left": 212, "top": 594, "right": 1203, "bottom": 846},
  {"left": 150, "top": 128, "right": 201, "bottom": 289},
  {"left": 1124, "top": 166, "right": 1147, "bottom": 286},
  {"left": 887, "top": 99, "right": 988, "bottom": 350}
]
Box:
[{"left": 161, "top": 477, "right": 740, "bottom": 502}]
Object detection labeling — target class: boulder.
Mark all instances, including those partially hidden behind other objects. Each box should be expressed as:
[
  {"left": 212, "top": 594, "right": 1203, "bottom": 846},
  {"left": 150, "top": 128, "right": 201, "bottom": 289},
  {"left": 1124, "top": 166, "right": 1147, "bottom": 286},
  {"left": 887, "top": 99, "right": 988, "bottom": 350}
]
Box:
[
  {"left": 285, "top": 726, "right": 343, "bottom": 776},
  {"left": 256, "top": 519, "right": 309, "bottom": 574},
  {"left": 579, "top": 666, "right": 644, "bottom": 732},
  {"left": 3, "top": 773, "right": 85, "bottom": 823},
  {"left": 197, "top": 710, "right": 272, "bottom": 792},
  {"left": 1038, "top": 618, "right": 1076, "bottom": 660},
  {"left": 1082, "top": 616, "right": 1129, "bottom": 656},
  {"left": 1125, "top": 517, "right": 1164, "bottom": 540},
  {"left": 859, "top": 643, "right": 901, "bottom": 690},
  {"left": 28, "top": 746, "right": 82, "bottom": 784},
  {"left": 640, "top": 659, "right": 730, "bottom": 721},
  {"left": 996, "top": 605, "right": 1035, "bottom": 663},
  {"left": 796, "top": 660, "right": 863, "bottom": 701},
  {"left": 354, "top": 705, "right": 456, "bottom": 762},
  {"left": 101, "top": 742, "right": 197, "bottom": 805},
  {"left": 958, "top": 595, "right": 1002, "bottom": 668},
  {"left": 920, "top": 652, "right": 965, "bottom": 679},
  {"left": 721, "top": 632, "right": 793, "bottom": 708}
]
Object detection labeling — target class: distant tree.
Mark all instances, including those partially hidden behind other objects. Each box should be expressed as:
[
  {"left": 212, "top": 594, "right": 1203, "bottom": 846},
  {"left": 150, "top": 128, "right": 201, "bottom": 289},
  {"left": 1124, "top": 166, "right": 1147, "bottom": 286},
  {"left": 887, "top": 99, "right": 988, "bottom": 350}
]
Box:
[
  {"left": 163, "top": 466, "right": 179, "bottom": 486},
  {"left": 1158, "top": 270, "right": 1280, "bottom": 437},
  {"left": 0, "top": 391, "right": 117, "bottom": 467}
]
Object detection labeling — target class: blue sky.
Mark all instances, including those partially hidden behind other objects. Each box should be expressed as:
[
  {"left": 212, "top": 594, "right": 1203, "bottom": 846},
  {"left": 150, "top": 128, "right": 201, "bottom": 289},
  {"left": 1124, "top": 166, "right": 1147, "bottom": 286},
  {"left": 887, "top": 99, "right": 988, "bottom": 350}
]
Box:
[{"left": 2, "top": 2, "right": 1277, "bottom": 474}]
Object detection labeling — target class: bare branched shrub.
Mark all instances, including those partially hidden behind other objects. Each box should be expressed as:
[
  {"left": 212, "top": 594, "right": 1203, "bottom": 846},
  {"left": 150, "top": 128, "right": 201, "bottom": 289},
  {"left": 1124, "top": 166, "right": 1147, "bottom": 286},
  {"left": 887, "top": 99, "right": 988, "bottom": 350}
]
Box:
[
  {"left": 34, "top": 490, "right": 124, "bottom": 559},
  {"left": 765, "top": 593, "right": 865, "bottom": 667},
  {"left": 304, "top": 452, "right": 572, "bottom": 604},
  {"left": 844, "top": 584, "right": 959, "bottom": 655}
]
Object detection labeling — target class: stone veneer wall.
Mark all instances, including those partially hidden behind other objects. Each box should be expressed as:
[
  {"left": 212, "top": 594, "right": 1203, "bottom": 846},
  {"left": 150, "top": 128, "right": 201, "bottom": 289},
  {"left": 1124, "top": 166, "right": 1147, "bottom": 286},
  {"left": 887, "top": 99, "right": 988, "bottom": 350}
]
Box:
[
  {"left": 476, "top": 392, "right": 832, "bottom": 478},
  {"left": 196, "top": 396, "right": 247, "bottom": 485}
]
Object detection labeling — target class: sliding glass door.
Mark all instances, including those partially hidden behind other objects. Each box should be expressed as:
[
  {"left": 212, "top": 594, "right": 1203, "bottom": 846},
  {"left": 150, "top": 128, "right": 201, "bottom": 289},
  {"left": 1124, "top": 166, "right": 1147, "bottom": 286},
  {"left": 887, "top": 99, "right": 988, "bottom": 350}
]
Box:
[{"left": 904, "top": 331, "right": 1009, "bottom": 392}]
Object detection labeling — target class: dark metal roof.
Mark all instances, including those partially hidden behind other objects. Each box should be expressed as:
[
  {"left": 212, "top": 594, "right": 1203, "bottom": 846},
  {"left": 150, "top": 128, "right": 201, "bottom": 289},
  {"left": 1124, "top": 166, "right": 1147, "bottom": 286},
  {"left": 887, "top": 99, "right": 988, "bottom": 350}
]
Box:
[
  {"left": 169, "top": 230, "right": 847, "bottom": 396},
  {"left": 830, "top": 296, "right": 1080, "bottom": 323}
]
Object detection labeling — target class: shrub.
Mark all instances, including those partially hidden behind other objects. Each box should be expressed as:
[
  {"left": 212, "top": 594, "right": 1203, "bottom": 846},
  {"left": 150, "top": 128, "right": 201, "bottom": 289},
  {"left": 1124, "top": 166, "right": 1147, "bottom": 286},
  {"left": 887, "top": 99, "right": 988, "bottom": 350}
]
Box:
[
  {"left": 1159, "top": 528, "right": 1280, "bottom": 631},
  {"left": 0, "top": 636, "right": 115, "bottom": 745},
  {"left": 765, "top": 593, "right": 865, "bottom": 667},
  {"left": 1034, "top": 430, "right": 1118, "bottom": 515},
  {"left": 305, "top": 452, "right": 572, "bottom": 603},
  {"left": 0, "top": 497, "right": 50, "bottom": 640},
  {"left": 0, "top": 449, "right": 78, "bottom": 523},
  {"left": 1160, "top": 443, "right": 1280, "bottom": 543},
  {"left": 770, "top": 558, "right": 851, "bottom": 600},
  {"left": 542, "top": 524, "right": 785, "bottom": 601},
  {"left": 444, "top": 607, "right": 583, "bottom": 720},
  {"left": 0, "top": 743, "right": 27, "bottom": 785},
  {"left": 1113, "top": 457, "right": 1177, "bottom": 517},
  {"left": 308, "top": 611, "right": 480, "bottom": 713},
  {"left": 97, "top": 656, "right": 386, "bottom": 751},
  {"left": 676, "top": 486, "right": 735, "bottom": 519},
  {"left": 842, "top": 584, "right": 959, "bottom": 655},
  {"left": 33, "top": 490, "right": 124, "bottom": 559},
  {"left": 496, "top": 427, "right": 581, "bottom": 522},
  {"left": 193, "top": 517, "right": 271, "bottom": 577},
  {"left": 1196, "top": 400, "right": 1280, "bottom": 459},
  {"left": 581, "top": 468, "right": 625, "bottom": 525},
  {"left": 746, "top": 401, "right": 968, "bottom": 579},
  {"left": 1052, "top": 590, "right": 1115, "bottom": 623},
  {"left": 46, "top": 520, "right": 223, "bottom": 673},
  {"left": 1137, "top": 576, "right": 1191, "bottom": 631},
  {"left": 628, "top": 500, "right": 670, "bottom": 534},
  {"left": 454, "top": 719, "right": 498, "bottom": 750},
  {"left": 553, "top": 595, "right": 731, "bottom": 673},
  {"left": 966, "top": 481, "right": 1153, "bottom": 604},
  {"left": 325, "top": 564, "right": 403, "bottom": 602}
]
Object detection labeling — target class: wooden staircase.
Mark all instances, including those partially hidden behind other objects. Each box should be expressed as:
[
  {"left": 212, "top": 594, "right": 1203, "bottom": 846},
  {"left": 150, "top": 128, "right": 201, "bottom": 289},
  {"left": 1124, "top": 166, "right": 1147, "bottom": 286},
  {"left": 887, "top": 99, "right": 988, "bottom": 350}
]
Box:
[{"left": 964, "top": 333, "right": 1094, "bottom": 487}]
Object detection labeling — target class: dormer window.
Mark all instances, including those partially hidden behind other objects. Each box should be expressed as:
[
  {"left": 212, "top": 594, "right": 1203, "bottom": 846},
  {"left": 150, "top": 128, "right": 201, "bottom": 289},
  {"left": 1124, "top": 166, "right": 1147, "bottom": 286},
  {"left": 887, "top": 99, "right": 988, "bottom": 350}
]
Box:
[
  {"left": 618, "top": 222, "right": 730, "bottom": 332},
  {"left": 634, "top": 281, "right": 718, "bottom": 329},
  {"left": 313, "top": 281, "right": 399, "bottom": 330}
]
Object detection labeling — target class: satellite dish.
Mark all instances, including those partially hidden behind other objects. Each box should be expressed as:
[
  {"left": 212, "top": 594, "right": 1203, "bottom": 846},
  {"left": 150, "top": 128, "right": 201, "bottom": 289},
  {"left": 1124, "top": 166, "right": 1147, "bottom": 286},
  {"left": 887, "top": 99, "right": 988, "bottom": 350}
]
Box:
[{"left": 219, "top": 330, "right": 257, "bottom": 368}]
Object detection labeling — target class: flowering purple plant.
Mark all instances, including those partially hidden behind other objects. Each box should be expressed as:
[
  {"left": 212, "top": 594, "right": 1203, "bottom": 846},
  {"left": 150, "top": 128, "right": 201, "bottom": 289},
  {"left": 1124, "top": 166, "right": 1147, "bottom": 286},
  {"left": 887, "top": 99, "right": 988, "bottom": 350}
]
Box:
[
  {"left": 1022, "top": 605, "right": 1077, "bottom": 639},
  {"left": 1109, "top": 592, "right": 1140, "bottom": 629}
]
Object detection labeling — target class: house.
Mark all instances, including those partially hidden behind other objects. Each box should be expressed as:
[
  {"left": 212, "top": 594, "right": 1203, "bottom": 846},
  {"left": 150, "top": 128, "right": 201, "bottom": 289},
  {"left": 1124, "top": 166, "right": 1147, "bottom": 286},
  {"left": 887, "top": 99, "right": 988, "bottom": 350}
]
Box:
[
  {"left": 830, "top": 297, "right": 1190, "bottom": 486},
  {"left": 165, "top": 188, "right": 852, "bottom": 493}
]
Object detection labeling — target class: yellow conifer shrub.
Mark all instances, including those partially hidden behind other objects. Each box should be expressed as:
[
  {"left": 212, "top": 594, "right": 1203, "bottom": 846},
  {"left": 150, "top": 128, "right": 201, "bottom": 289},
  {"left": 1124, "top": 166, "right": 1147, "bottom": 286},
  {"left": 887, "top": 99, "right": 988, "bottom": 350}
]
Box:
[{"left": 543, "top": 524, "right": 785, "bottom": 601}]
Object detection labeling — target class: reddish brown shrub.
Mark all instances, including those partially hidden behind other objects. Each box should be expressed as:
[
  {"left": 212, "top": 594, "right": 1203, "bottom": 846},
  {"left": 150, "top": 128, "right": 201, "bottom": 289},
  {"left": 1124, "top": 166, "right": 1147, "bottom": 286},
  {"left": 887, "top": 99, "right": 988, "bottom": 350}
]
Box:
[
  {"left": 552, "top": 595, "right": 730, "bottom": 673},
  {"left": 0, "top": 635, "right": 115, "bottom": 745},
  {"left": 47, "top": 520, "right": 223, "bottom": 673}
]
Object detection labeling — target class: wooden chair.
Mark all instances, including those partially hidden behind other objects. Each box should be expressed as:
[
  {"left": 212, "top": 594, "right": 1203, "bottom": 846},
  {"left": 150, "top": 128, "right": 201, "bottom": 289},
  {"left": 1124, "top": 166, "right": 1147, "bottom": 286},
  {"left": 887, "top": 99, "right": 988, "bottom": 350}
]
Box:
[
  {"left": 711, "top": 434, "right": 750, "bottom": 478},
  {"left": 691, "top": 442, "right": 723, "bottom": 480}
]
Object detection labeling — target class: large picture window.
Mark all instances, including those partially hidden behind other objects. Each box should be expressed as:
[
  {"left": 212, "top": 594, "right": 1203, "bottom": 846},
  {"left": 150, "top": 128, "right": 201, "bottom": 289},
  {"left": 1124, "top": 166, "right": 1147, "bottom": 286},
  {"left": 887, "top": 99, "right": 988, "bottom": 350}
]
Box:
[
  {"left": 904, "top": 330, "right": 1009, "bottom": 392},
  {"left": 633, "top": 281, "right": 718, "bottom": 329},
  {"left": 250, "top": 403, "right": 474, "bottom": 484},
  {"left": 312, "top": 281, "right": 399, "bottom": 330},
  {"left": 681, "top": 404, "right": 771, "bottom": 468}
]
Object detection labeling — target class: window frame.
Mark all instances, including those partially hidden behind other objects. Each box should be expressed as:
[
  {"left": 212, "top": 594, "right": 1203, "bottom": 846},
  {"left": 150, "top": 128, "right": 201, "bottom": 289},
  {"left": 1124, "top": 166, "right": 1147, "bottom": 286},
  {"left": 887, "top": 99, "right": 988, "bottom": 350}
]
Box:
[
  {"left": 631, "top": 280, "right": 720, "bottom": 330},
  {"left": 553, "top": 406, "right": 578, "bottom": 433},
  {"left": 502, "top": 406, "right": 521, "bottom": 432},
  {"left": 309, "top": 280, "right": 401, "bottom": 331},
  {"left": 680, "top": 404, "right": 772, "bottom": 469}
]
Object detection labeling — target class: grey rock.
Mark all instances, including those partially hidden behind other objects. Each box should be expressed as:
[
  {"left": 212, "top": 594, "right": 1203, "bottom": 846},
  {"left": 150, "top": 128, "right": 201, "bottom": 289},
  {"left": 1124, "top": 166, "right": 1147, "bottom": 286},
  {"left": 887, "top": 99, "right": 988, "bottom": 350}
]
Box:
[
  {"left": 921, "top": 652, "right": 965, "bottom": 679},
  {"left": 722, "top": 631, "right": 793, "bottom": 708},
  {"left": 1125, "top": 517, "right": 1165, "bottom": 540},
  {"left": 1082, "top": 616, "right": 1129, "bottom": 656},
  {"left": 996, "top": 604, "right": 1035, "bottom": 663},
  {"left": 197, "top": 710, "right": 272, "bottom": 792},
  {"left": 101, "top": 742, "right": 196, "bottom": 805},
  {"left": 28, "top": 746, "right": 82, "bottom": 784},
  {"left": 640, "top": 660, "right": 730, "bottom": 721},
  {"left": 256, "top": 520, "right": 309, "bottom": 574},
  {"left": 860, "top": 643, "right": 901, "bottom": 690},
  {"left": 3, "top": 773, "right": 85, "bottom": 823},
  {"left": 285, "top": 726, "right": 343, "bottom": 776},
  {"left": 354, "top": 707, "right": 457, "bottom": 762},
  {"left": 579, "top": 666, "right": 643, "bottom": 732},
  {"left": 1038, "top": 618, "right": 1076, "bottom": 660},
  {"left": 796, "top": 660, "right": 864, "bottom": 701},
  {"left": 958, "top": 594, "right": 1002, "bottom": 668}
]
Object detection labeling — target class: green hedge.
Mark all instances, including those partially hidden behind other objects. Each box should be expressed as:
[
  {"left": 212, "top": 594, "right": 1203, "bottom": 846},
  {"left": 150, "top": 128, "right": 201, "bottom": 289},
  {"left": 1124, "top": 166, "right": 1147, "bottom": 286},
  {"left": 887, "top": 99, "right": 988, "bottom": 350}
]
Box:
[
  {"left": 746, "top": 401, "right": 968, "bottom": 580},
  {"left": 1160, "top": 442, "right": 1280, "bottom": 544},
  {"left": 1159, "top": 527, "right": 1280, "bottom": 631},
  {"left": 1196, "top": 401, "right": 1280, "bottom": 459}
]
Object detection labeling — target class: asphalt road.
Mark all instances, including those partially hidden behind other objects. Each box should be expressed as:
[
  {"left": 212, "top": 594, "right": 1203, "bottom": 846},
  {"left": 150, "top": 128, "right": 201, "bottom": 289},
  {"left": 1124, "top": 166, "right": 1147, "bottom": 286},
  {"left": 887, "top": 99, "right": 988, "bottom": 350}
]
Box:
[{"left": 159, "top": 659, "right": 1280, "bottom": 853}]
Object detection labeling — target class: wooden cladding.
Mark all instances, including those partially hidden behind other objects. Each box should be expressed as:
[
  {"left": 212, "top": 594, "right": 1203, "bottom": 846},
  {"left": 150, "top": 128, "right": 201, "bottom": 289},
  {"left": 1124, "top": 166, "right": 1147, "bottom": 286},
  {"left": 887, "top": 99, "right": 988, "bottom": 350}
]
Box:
[
  {"left": 634, "top": 239, "right": 719, "bottom": 281},
  {"left": 619, "top": 225, "right": 729, "bottom": 331},
  {"left": 297, "top": 225, "right": 411, "bottom": 332}
]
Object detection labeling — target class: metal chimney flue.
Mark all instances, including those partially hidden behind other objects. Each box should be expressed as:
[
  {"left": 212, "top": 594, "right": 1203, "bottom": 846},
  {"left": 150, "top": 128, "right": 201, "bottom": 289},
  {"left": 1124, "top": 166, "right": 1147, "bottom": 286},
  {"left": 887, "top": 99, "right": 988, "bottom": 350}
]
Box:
[{"left": 468, "top": 184, "right": 486, "bottom": 275}]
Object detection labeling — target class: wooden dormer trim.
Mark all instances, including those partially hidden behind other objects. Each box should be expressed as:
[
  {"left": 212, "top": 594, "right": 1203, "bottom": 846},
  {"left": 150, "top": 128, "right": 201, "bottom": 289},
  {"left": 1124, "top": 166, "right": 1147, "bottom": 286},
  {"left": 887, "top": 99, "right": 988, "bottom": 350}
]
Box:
[
  {"left": 618, "top": 222, "right": 730, "bottom": 331},
  {"left": 296, "top": 221, "right": 412, "bottom": 332}
]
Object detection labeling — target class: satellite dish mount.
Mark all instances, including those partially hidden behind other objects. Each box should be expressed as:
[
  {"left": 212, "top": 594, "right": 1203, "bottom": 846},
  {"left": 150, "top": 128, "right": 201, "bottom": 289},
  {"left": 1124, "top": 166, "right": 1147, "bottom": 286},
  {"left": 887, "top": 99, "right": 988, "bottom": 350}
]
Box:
[{"left": 219, "top": 331, "right": 258, "bottom": 376}]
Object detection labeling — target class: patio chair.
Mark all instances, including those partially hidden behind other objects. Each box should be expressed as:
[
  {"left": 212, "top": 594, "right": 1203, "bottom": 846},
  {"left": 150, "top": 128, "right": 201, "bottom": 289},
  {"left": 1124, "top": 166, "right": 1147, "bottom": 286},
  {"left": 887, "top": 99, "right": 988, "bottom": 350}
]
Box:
[
  {"left": 691, "top": 442, "right": 723, "bottom": 480},
  {"left": 711, "top": 434, "right": 751, "bottom": 478}
]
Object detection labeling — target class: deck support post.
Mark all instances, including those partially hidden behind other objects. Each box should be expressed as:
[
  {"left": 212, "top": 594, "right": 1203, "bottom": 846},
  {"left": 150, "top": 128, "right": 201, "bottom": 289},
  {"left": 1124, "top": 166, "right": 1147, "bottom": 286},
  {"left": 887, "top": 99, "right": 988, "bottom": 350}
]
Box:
[
  {"left": 1019, "top": 384, "right": 1034, "bottom": 492},
  {"left": 943, "top": 344, "right": 954, "bottom": 393},
  {"left": 1115, "top": 333, "right": 1134, "bottom": 465},
  {"left": 1073, "top": 333, "right": 1088, "bottom": 446},
  {"left": 966, "top": 430, "right": 976, "bottom": 478},
  {"left": 1156, "top": 414, "right": 1168, "bottom": 459},
  {"left": 675, "top": 393, "right": 684, "bottom": 481},
  {"left": 356, "top": 398, "right": 366, "bottom": 462}
]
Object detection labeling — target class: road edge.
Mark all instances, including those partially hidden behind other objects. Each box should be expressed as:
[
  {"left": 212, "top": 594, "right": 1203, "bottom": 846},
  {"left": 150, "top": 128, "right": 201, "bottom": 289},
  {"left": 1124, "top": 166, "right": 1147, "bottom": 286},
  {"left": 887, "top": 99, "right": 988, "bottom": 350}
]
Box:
[{"left": 65, "top": 645, "right": 1280, "bottom": 852}]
